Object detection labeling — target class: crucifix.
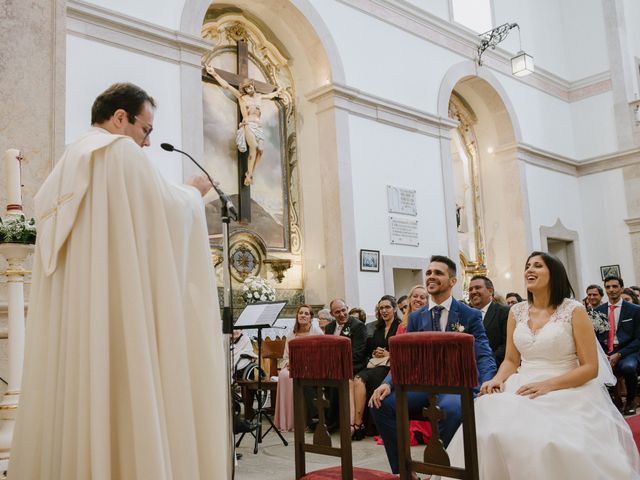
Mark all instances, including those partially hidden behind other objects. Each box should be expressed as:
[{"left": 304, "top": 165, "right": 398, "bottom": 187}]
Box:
[{"left": 202, "top": 40, "right": 282, "bottom": 224}]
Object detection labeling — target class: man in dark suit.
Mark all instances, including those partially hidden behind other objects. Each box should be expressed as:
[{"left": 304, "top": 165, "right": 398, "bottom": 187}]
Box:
[
  {"left": 324, "top": 298, "right": 368, "bottom": 373},
  {"left": 468, "top": 275, "right": 509, "bottom": 367},
  {"left": 323, "top": 298, "right": 368, "bottom": 430},
  {"left": 596, "top": 275, "right": 640, "bottom": 414},
  {"left": 370, "top": 255, "right": 496, "bottom": 475}
]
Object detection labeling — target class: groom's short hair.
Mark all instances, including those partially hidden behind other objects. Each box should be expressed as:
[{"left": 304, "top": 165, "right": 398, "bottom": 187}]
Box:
[{"left": 430, "top": 255, "right": 457, "bottom": 277}]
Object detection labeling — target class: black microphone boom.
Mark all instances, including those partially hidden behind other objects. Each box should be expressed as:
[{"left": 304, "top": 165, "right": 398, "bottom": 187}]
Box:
[{"left": 161, "top": 143, "right": 238, "bottom": 221}]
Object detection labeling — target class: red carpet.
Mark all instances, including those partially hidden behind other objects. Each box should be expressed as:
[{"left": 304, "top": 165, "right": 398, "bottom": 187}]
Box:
[{"left": 625, "top": 415, "right": 640, "bottom": 451}]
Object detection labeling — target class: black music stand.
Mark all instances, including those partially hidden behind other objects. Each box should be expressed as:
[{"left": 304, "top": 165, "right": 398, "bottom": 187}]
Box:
[{"left": 234, "top": 301, "right": 289, "bottom": 453}]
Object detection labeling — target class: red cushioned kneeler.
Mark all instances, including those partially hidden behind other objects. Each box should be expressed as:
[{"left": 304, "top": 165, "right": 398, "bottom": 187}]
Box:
[
  {"left": 390, "top": 332, "right": 479, "bottom": 480},
  {"left": 289, "top": 336, "right": 395, "bottom": 480}
]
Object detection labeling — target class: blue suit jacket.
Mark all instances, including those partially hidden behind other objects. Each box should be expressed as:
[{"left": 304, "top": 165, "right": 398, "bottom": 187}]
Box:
[
  {"left": 596, "top": 301, "right": 640, "bottom": 358},
  {"left": 384, "top": 298, "right": 497, "bottom": 388}
]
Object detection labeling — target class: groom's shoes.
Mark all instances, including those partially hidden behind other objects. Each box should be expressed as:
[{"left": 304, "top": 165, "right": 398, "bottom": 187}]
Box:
[{"left": 624, "top": 399, "right": 637, "bottom": 415}]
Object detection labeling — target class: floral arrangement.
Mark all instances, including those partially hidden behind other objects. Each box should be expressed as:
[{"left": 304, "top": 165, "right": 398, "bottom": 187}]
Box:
[
  {"left": 450, "top": 321, "right": 466, "bottom": 333},
  {"left": 0, "top": 215, "right": 36, "bottom": 244},
  {"left": 588, "top": 309, "right": 609, "bottom": 334},
  {"left": 241, "top": 276, "right": 276, "bottom": 304}
]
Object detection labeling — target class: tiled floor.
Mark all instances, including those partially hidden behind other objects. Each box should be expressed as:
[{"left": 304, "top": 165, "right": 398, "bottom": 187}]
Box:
[{"left": 233, "top": 428, "right": 406, "bottom": 479}]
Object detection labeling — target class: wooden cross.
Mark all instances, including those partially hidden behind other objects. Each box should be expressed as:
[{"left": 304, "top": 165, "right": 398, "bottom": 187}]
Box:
[
  {"left": 202, "top": 40, "right": 278, "bottom": 224},
  {"left": 312, "top": 387, "right": 332, "bottom": 446},
  {"left": 422, "top": 394, "right": 451, "bottom": 466}
]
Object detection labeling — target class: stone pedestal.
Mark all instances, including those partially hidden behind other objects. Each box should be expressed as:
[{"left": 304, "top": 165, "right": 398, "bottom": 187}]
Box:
[{"left": 0, "top": 243, "right": 34, "bottom": 474}]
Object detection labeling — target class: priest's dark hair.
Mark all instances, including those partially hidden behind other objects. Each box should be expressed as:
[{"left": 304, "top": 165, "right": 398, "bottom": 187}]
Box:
[
  {"left": 430, "top": 254, "right": 457, "bottom": 277},
  {"left": 91, "top": 83, "right": 156, "bottom": 125},
  {"left": 525, "top": 251, "right": 575, "bottom": 308}
]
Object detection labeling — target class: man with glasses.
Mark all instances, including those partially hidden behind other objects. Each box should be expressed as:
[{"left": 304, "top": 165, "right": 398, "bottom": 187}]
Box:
[{"left": 11, "top": 83, "right": 230, "bottom": 478}]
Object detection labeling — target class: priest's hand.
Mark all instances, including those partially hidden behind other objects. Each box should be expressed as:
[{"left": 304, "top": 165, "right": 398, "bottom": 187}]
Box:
[
  {"left": 187, "top": 175, "right": 212, "bottom": 197},
  {"left": 369, "top": 383, "right": 391, "bottom": 409}
]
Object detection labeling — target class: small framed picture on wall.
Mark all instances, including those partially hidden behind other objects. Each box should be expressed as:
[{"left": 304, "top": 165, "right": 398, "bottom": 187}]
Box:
[
  {"left": 600, "top": 264, "right": 621, "bottom": 281},
  {"left": 360, "top": 249, "right": 380, "bottom": 272}
]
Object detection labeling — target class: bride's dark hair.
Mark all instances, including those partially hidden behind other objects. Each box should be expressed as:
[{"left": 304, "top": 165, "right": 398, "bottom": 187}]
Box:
[{"left": 525, "top": 251, "right": 575, "bottom": 308}]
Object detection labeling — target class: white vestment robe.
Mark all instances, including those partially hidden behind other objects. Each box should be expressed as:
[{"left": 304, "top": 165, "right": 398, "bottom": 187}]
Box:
[{"left": 9, "top": 128, "right": 229, "bottom": 479}]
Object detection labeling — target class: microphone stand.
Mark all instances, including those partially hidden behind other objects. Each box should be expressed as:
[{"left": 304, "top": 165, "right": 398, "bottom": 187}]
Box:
[{"left": 160, "top": 143, "right": 237, "bottom": 477}]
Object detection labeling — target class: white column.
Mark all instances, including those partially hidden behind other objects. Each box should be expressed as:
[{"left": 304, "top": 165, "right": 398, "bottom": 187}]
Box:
[{"left": 0, "top": 243, "right": 33, "bottom": 472}]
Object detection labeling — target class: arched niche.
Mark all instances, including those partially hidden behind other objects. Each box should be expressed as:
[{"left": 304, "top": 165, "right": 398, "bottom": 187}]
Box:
[
  {"left": 438, "top": 61, "right": 531, "bottom": 295},
  {"left": 178, "top": 0, "right": 356, "bottom": 305}
]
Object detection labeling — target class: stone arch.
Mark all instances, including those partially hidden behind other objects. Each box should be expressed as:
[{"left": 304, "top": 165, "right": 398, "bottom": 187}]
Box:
[
  {"left": 437, "top": 61, "right": 531, "bottom": 295},
  {"left": 179, "top": 0, "right": 345, "bottom": 83}
]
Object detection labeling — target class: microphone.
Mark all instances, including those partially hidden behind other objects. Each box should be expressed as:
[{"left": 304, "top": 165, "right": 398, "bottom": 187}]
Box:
[{"left": 161, "top": 143, "right": 238, "bottom": 221}]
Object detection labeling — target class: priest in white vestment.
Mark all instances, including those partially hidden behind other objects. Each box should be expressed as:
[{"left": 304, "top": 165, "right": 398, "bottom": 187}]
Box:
[{"left": 9, "top": 83, "right": 229, "bottom": 479}]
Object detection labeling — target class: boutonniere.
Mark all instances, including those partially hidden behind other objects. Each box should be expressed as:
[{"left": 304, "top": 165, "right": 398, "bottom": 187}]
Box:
[
  {"left": 342, "top": 326, "right": 351, "bottom": 337},
  {"left": 450, "top": 321, "right": 465, "bottom": 333}
]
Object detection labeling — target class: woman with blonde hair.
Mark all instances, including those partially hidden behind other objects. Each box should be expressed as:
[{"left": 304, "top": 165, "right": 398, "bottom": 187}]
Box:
[{"left": 397, "top": 285, "right": 428, "bottom": 334}]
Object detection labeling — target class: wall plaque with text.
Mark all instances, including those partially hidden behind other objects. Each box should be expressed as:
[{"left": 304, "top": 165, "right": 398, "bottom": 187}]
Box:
[
  {"left": 389, "top": 217, "right": 419, "bottom": 246},
  {"left": 386, "top": 185, "right": 417, "bottom": 216}
]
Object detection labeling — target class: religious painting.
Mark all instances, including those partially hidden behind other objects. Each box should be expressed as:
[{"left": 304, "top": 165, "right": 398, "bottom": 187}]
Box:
[
  {"left": 360, "top": 249, "right": 380, "bottom": 272},
  {"left": 600, "top": 264, "right": 621, "bottom": 281}
]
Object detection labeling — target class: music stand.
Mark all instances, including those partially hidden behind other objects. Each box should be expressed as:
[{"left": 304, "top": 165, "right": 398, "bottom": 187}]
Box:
[{"left": 234, "top": 301, "right": 289, "bottom": 453}]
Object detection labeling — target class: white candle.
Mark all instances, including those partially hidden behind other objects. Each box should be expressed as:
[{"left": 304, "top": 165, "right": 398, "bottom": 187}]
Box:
[{"left": 4, "top": 149, "right": 23, "bottom": 215}]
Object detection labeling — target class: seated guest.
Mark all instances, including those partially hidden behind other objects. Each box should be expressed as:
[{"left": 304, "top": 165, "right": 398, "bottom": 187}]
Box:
[
  {"left": 505, "top": 291, "right": 523, "bottom": 307},
  {"left": 596, "top": 275, "right": 640, "bottom": 414},
  {"left": 351, "top": 295, "right": 400, "bottom": 440},
  {"left": 231, "top": 330, "right": 257, "bottom": 379},
  {"left": 274, "top": 305, "right": 323, "bottom": 432},
  {"left": 349, "top": 307, "right": 367, "bottom": 322},
  {"left": 622, "top": 288, "right": 640, "bottom": 305},
  {"left": 325, "top": 299, "right": 368, "bottom": 431},
  {"left": 469, "top": 275, "right": 509, "bottom": 366},
  {"left": 397, "top": 295, "right": 409, "bottom": 316},
  {"left": 585, "top": 284, "right": 604, "bottom": 311},
  {"left": 317, "top": 308, "right": 334, "bottom": 333},
  {"left": 397, "top": 285, "right": 428, "bottom": 334},
  {"left": 369, "top": 255, "right": 496, "bottom": 475}
]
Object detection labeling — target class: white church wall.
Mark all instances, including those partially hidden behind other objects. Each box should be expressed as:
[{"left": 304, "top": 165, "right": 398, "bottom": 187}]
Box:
[
  {"left": 496, "top": 72, "right": 575, "bottom": 158},
  {"left": 80, "top": 0, "right": 184, "bottom": 31},
  {"left": 66, "top": 34, "right": 184, "bottom": 183},
  {"left": 559, "top": 0, "right": 609, "bottom": 82},
  {"left": 571, "top": 92, "right": 618, "bottom": 160},
  {"left": 523, "top": 163, "right": 585, "bottom": 263},
  {"left": 346, "top": 115, "right": 448, "bottom": 315},
  {"left": 623, "top": 0, "right": 640, "bottom": 97},
  {"left": 578, "top": 169, "right": 637, "bottom": 286},
  {"left": 493, "top": 0, "right": 607, "bottom": 82},
  {"left": 402, "top": 0, "right": 451, "bottom": 22},
  {"left": 308, "top": 0, "right": 466, "bottom": 113}
]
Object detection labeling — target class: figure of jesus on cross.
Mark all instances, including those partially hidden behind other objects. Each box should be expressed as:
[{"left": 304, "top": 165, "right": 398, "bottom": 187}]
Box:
[{"left": 206, "top": 64, "right": 283, "bottom": 186}]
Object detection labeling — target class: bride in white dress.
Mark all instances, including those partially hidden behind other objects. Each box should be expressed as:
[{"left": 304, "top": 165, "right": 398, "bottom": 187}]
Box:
[{"left": 446, "top": 251, "right": 640, "bottom": 479}]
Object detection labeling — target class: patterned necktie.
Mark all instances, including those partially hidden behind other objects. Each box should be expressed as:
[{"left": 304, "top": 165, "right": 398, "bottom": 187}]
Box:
[
  {"left": 431, "top": 306, "right": 445, "bottom": 331},
  {"left": 607, "top": 304, "right": 616, "bottom": 353}
]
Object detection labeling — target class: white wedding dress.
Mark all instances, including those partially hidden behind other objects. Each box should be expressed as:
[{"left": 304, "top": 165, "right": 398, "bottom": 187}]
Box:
[{"left": 446, "top": 298, "right": 640, "bottom": 479}]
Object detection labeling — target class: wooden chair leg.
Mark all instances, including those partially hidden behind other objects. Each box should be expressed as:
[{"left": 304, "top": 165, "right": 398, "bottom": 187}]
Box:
[
  {"left": 396, "top": 386, "right": 411, "bottom": 480},
  {"left": 460, "top": 389, "right": 479, "bottom": 480},
  {"left": 338, "top": 381, "right": 353, "bottom": 480},
  {"left": 293, "top": 380, "right": 306, "bottom": 479}
]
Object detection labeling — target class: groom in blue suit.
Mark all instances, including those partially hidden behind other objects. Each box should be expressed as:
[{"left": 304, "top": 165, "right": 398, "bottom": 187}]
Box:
[{"left": 369, "top": 255, "right": 496, "bottom": 475}]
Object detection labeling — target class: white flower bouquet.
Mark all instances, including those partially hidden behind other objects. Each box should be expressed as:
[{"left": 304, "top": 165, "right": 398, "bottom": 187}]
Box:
[
  {"left": 0, "top": 215, "right": 36, "bottom": 244},
  {"left": 241, "top": 276, "right": 276, "bottom": 304},
  {"left": 588, "top": 309, "right": 609, "bottom": 334}
]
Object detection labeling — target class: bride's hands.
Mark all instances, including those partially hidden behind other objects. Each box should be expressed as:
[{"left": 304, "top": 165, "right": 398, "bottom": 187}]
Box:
[
  {"left": 479, "top": 378, "right": 504, "bottom": 396},
  {"left": 516, "top": 381, "right": 553, "bottom": 399}
]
